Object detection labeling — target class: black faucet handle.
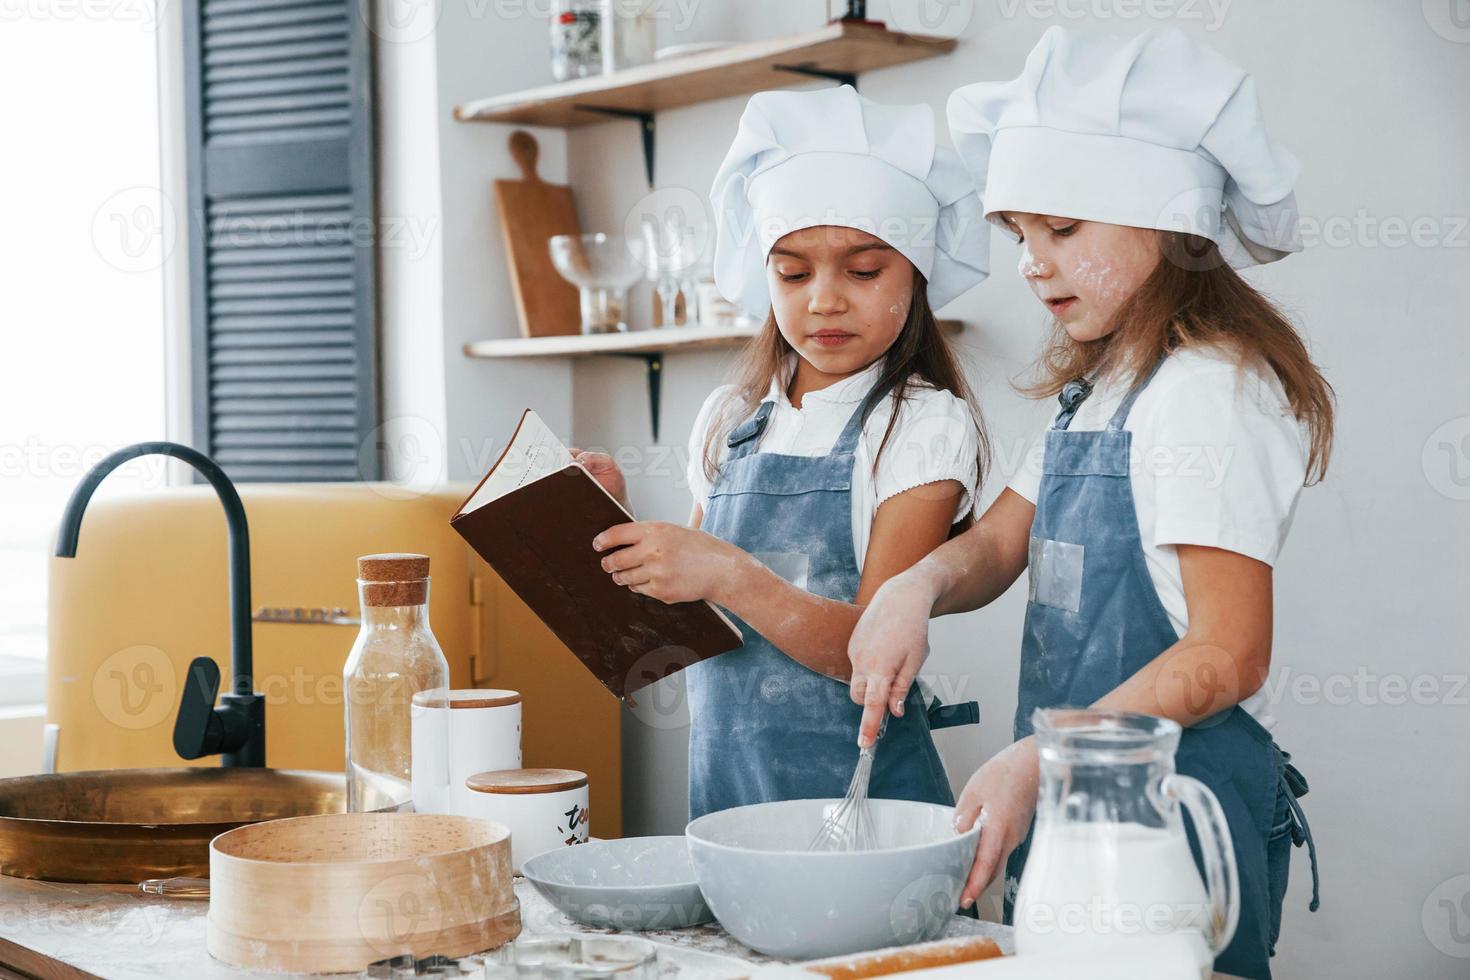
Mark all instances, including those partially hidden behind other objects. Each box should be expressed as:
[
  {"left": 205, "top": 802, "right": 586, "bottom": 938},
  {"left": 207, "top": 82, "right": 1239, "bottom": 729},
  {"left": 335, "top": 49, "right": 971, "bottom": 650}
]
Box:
[
  {"left": 174, "top": 655, "right": 262, "bottom": 760},
  {"left": 173, "top": 657, "right": 224, "bottom": 760},
  {"left": 173, "top": 657, "right": 266, "bottom": 765}
]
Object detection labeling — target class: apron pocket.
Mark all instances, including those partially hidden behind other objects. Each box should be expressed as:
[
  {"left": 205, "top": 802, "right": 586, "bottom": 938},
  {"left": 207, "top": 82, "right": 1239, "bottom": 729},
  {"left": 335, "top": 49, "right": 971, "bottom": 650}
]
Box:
[
  {"left": 1028, "top": 536, "right": 1084, "bottom": 613},
  {"left": 752, "top": 551, "right": 810, "bottom": 592}
]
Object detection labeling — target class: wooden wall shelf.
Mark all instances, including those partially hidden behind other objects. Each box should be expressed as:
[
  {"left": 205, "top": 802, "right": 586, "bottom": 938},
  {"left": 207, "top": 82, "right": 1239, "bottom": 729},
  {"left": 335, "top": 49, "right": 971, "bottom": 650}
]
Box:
[
  {"left": 454, "top": 21, "right": 957, "bottom": 128},
  {"left": 463, "top": 321, "right": 964, "bottom": 440},
  {"left": 462, "top": 321, "right": 961, "bottom": 361},
  {"left": 463, "top": 324, "right": 759, "bottom": 359}
]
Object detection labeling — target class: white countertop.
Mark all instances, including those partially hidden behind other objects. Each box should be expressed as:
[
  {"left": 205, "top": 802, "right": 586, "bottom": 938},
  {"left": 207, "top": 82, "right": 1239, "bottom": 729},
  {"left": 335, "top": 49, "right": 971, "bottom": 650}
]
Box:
[{"left": 0, "top": 873, "right": 1013, "bottom": 979}]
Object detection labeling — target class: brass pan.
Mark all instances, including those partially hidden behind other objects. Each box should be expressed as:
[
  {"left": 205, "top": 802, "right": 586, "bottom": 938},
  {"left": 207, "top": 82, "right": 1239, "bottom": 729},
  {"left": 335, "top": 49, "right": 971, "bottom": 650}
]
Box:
[{"left": 0, "top": 767, "right": 389, "bottom": 883}]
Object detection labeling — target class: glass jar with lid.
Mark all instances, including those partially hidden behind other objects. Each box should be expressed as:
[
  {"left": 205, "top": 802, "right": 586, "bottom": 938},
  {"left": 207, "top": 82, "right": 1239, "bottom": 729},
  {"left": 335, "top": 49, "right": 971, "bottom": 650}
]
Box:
[
  {"left": 550, "top": 0, "right": 601, "bottom": 82},
  {"left": 343, "top": 553, "right": 451, "bottom": 813}
]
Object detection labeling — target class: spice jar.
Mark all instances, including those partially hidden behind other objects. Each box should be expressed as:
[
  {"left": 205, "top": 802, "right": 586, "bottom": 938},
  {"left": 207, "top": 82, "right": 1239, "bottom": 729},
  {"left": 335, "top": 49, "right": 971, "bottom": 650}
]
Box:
[{"left": 550, "top": 0, "right": 601, "bottom": 82}]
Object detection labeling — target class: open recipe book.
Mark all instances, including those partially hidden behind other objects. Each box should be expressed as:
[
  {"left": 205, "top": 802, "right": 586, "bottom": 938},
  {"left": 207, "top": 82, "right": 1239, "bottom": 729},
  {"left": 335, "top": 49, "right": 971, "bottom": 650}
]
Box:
[{"left": 450, "top": 410, "right": 743, "bottom": 700}]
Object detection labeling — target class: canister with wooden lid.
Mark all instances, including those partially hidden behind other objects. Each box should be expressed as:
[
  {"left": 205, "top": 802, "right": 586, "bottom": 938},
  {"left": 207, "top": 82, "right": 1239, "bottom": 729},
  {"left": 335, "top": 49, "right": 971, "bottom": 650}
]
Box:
[
  {"left": 464, "top": 768, "right": 590, "bottom": 872},
  {"left": 412, "top": 688, "right": 524, "bottom": 816}
]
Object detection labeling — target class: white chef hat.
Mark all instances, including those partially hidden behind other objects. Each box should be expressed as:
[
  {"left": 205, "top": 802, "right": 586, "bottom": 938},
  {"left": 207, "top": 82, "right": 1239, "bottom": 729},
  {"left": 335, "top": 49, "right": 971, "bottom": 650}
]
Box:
[
  {"left": 946, "top": 27, "right": 1302, "bottom": 267},
  {"left": 711, "top": 85, "right": 990, "bottom": 318}
]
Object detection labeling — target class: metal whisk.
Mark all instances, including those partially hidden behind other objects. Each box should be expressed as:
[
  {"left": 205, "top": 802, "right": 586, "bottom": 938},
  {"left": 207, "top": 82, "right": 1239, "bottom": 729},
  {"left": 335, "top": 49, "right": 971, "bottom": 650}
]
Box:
[{"left": 808, "top": 714, "right": 889, "bottom": 852}]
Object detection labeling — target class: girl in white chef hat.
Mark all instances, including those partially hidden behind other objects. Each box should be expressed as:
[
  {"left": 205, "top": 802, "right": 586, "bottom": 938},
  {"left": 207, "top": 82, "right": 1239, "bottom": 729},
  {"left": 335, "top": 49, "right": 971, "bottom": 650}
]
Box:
[
  {"left": 582, "top": 84, "right": 992, "bottom": 822},
  {"left": 846, "top": 27, "right": 1329, "bottom": 979}
]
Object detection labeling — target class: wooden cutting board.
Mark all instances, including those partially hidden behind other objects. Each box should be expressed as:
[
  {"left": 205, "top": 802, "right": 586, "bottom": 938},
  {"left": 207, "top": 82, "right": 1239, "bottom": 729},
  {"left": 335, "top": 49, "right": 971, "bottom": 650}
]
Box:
[{"left": 493, "top": 130, "right": 582, "bottom": 337}]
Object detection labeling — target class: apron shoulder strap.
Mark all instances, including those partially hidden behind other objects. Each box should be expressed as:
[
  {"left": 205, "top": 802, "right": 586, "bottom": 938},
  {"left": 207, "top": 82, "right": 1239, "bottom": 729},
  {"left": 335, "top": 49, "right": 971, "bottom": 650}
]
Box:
[
  {"left": 1053, "top": 377, "right": 1095, "bottom": 431},
  {"left": 831, "top": 372, "right": 907, "bottom": 457},
  {"left": 1105, "top": 353, "right": 1170, "bottom": 432},
  {"left": 726, "top": 400, "right": 775, "bottom": 459}
]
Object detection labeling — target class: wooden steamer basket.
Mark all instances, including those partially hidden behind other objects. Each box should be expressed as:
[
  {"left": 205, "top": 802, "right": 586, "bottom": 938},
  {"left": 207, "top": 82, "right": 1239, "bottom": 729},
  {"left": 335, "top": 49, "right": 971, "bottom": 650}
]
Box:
[{"left": 207, "top": 812, "right": 520, "bottom": 973}]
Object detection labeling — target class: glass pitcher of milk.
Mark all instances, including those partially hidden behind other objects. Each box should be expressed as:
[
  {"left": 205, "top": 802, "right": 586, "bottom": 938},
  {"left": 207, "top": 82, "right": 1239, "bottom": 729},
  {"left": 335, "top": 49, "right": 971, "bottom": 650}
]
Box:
[{"left": 1012, "top": 709, "right": 1238, "bottom": 958}]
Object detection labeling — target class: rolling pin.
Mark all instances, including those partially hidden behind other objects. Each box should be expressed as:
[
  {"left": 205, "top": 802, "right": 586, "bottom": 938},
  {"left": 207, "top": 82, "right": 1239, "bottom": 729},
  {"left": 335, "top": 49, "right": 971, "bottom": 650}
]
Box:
[
  {"left": 750, "top": 932, "right": 1212, "bottom": 979},
  {"left": 748, "top": 935, "right": 1003, "bottom": 978}
]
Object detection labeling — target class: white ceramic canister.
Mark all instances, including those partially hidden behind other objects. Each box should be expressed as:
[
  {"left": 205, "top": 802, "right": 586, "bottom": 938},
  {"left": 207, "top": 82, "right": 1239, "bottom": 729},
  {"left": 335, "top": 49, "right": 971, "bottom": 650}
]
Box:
[
  {"left": 412, "top": 689, "right": 522, "bottom": 815},
  {"left": 463, "top": 768, "right": 590, "bottom": 873}
]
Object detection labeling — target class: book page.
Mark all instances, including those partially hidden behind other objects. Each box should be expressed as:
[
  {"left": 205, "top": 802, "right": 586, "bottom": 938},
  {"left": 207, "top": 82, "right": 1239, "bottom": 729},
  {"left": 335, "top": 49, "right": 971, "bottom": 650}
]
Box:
[{"left": 460, "top": 410, "right": 573, "bottom": 514}]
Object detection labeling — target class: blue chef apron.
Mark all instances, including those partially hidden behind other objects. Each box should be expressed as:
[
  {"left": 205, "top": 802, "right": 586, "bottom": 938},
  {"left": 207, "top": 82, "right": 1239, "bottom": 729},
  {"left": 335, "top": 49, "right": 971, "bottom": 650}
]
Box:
[
  {"left": 1003, "top": 360, "right": 1320, "bottom": 980},
  {"left": 687, "top": 375, "right": 980, "bottom": 821}
]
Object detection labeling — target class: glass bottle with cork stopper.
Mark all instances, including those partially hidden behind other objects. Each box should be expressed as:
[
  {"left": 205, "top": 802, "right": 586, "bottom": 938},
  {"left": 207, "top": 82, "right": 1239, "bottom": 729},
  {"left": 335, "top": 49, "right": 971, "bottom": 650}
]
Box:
[{"left": 343, "top": 553, "right": 451, "bottom": 813}]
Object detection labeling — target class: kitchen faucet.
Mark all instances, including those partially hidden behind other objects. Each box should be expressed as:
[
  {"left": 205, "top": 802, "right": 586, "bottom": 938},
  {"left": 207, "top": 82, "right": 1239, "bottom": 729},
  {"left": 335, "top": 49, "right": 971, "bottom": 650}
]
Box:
[{"left": 54, "top": 441, "right": 265, "bottom": 767}]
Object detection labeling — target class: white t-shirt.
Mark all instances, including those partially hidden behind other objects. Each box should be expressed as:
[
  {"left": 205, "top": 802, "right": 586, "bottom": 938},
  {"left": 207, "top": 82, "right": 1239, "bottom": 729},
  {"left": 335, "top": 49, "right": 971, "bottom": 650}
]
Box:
[
  {"left": 686, "top": 355, "right": 980, "bottom": 574},
  {"left": 1008, "top": 347, "right": 1309, "bottom": 729}
]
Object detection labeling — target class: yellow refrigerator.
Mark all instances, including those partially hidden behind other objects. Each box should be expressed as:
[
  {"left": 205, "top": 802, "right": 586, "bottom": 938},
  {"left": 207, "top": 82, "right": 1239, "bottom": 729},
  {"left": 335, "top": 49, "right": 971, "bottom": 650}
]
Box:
[{"left": 46, "top": 482, "right": 622, "bottom": 839}]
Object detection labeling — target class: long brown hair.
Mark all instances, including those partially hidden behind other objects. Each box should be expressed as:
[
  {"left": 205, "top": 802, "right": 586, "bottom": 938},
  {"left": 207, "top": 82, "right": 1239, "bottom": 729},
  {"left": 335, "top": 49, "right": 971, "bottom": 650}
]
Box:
[
  {"left": 702, "top": 267, "right": 990, "bottom": 511},
  {"left": 1021, "top": 232, "right": 1335, "bottom": 484}
]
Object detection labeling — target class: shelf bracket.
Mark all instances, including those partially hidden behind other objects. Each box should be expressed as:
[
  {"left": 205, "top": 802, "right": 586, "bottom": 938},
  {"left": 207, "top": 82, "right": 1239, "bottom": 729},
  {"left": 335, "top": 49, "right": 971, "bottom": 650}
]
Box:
[
  {"left": 609, "top": 351, "right": 664, "bottom": 440},
  {"left": 771, "top": 63, "right": 859, "bottom": 90},
  {"left": 573, "top": 105, "right": 656, "bottom": 186}
]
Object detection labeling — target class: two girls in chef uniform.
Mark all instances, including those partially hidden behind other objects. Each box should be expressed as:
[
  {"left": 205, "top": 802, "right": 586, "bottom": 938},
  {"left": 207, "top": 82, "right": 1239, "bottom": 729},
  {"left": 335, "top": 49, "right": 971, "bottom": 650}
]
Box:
[
  {"left": 846, "top": 28, "right": 1328, "bottom": 979},
  {"left": 586, "top": 85, "right": 989, "bottom": 820}
]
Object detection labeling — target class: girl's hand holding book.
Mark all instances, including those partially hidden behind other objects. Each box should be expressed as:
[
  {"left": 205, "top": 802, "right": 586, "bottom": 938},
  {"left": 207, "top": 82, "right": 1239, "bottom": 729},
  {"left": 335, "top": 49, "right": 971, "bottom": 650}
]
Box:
[{"left": 593, "top": 521, "right": 744, "bottom": 606}]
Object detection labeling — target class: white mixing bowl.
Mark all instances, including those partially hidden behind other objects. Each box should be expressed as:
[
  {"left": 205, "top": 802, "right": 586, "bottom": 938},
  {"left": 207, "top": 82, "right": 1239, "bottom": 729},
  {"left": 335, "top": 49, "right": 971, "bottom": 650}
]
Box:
[{"left": 685, "top": 798, "right": 981, "bottom": 959}]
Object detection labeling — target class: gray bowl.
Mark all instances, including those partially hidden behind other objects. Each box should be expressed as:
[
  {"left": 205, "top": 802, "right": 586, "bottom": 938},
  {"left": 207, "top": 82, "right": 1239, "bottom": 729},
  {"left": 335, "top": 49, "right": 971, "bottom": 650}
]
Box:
[
  {"left": 685, "top": 798, "right": 981, "bottom": 960},
  {"left": 521, "top": 835, "right": 715, "bottom": 930}
]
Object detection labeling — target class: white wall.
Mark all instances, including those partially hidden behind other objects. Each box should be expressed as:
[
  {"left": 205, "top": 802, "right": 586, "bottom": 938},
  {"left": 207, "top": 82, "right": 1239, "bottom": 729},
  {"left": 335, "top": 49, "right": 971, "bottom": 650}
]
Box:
[
  {"left": 375, "top": 0, "right": 576, "bottom": 489},
  {"left": 403, "top": 2, "right": 1470, "bottom": 976}
]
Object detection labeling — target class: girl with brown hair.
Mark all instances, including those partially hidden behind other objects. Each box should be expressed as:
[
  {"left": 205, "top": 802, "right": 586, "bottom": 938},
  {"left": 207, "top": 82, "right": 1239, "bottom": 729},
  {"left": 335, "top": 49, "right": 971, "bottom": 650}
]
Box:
[
  {"left": 580, "top": 84, "right": 991, "bottom": 820},
  {"left": 848, "top": 28, "right": 1329, "bottom": 980}
]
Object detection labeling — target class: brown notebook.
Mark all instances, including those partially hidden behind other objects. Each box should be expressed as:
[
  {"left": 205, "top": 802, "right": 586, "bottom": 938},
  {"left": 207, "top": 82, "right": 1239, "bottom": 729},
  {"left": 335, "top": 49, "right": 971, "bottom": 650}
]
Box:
[{"left": 450, "top": 410, "right": 743, "bottom": 700}]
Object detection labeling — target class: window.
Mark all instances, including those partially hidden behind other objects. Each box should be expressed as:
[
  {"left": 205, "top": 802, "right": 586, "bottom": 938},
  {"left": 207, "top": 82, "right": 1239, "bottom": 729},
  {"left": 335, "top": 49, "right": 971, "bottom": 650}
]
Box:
[
  {"left": 180, "top": 0, "right": 380, "bottom": 483},
  {"left": 0, "top": 9, "right": 169, "bottom": 707}
]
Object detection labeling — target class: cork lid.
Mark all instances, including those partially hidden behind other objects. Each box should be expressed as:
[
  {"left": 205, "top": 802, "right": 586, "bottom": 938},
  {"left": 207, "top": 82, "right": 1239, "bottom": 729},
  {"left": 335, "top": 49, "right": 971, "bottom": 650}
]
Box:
[
  {"left": 465, "top": 768, "right": 588, "bottom": 795},
  {"left": 357, "top": 553, "right": 429, "bottom": 606},
  {"left": 413, "top": 689, "right": 522, "bottom": 710}
]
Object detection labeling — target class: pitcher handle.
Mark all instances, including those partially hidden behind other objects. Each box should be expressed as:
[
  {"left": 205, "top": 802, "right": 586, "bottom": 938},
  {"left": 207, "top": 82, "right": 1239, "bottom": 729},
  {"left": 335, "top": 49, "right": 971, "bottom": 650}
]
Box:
[{"left": 1162, "top": 773, "right": 1239, "bottom": 956}]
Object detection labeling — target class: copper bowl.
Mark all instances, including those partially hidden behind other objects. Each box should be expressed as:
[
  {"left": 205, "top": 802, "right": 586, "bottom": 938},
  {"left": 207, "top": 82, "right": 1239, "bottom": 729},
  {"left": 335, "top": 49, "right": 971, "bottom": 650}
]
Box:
[{"left": 0, "top": 767, "right": 386, "bottom": 883}]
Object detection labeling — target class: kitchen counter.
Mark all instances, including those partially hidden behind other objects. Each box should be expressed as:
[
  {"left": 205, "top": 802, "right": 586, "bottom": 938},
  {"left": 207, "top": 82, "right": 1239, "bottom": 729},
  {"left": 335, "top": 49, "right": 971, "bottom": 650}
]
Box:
[
  {"left": 0, "top": 873, "right": 1009, "bottom": 979},
  {"left": 0, "top": 874, "right": 1244, "bottom": 979}
]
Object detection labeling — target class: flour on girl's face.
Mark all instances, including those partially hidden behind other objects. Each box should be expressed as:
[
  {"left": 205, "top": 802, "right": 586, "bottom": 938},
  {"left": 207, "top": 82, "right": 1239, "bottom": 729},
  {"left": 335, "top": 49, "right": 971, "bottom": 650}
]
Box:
[
  {"left": 887, "top": 296, "right": 910, "bottom": 329},
  {"left": 1017, "top": 244, "right": 1046, "bottom": 279},
  {"left": 1005, "top": 213, "right": 1161, "bottom": 343},
  {"left": 1070, "top": 257, "right": 1123, "bottom": 301}
]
